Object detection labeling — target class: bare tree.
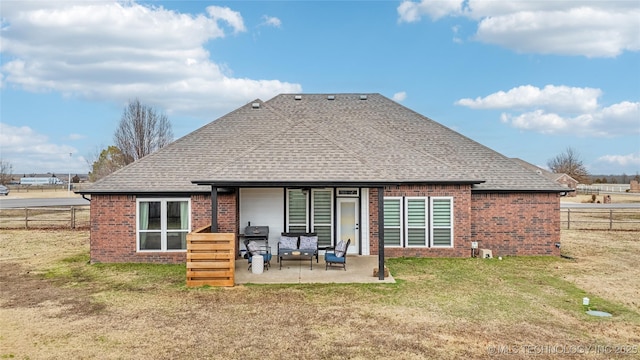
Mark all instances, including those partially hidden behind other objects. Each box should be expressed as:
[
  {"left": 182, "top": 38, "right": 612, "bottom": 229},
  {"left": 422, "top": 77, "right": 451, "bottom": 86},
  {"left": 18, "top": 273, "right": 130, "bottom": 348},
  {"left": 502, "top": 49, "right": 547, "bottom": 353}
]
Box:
[
  {"left": 0, "top": 160, "right": 13, "bottom": 185},
  {"left": 547, "top": 147, "right": 590, "bottom": 184},
  {"left": 114, "top": 99, "right": 173, "bottom": 164}
]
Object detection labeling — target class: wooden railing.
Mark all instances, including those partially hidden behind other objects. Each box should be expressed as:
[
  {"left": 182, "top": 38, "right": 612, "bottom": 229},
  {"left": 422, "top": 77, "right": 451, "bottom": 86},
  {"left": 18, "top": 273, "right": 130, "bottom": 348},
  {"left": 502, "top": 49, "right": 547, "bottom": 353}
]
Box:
[
  {"left": 186, "top": 225, "right": 235, "bottom": 287},
  {"left": 0, "top": 206, "right": 90, "bottom": 229}
]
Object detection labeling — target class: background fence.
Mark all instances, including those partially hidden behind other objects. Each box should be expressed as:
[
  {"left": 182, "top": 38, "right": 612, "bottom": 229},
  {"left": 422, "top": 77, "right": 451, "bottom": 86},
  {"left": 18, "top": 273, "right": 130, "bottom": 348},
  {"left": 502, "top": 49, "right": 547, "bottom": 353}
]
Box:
[
  {"left": 0, "top": 206, "right": 90, "bottom": 229},
  {"left": 576, "top": 184, "right": 631, "bottom": 195},
  {"left": 2, "top": 205, "right": 638, "bottom": 231},
  {"left": 561, "top": 208, "right": 640, "bottom": 230}
]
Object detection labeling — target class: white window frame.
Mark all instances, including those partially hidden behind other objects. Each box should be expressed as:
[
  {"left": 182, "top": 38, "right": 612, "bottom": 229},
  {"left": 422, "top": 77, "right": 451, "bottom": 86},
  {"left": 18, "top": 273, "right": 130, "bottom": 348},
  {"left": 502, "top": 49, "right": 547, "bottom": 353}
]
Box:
[
  {"left": 383, "top": 197, "right": 403, "bottom": 248},
  {"left": 430, "top": 197, "right": 454, "bottom": 248},
  {"left": 405, "top": 197, "right": 428, "bottom": 247},
  {"left": 382, "top": 196, "right": 454, "bottom": 248},
  {"left": 137, "top": 198, "right": 191, "bottom": 252}
]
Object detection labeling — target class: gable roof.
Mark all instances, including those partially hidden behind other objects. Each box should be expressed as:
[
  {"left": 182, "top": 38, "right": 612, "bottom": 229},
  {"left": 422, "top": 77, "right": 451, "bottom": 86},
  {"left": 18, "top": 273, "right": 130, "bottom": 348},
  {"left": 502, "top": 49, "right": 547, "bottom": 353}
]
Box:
[
  {"left": 511, "top": 158, "right": 579, "bottom": 184},
  {"left": 80, "top": 93, "right": 567, "bottom": 194}
]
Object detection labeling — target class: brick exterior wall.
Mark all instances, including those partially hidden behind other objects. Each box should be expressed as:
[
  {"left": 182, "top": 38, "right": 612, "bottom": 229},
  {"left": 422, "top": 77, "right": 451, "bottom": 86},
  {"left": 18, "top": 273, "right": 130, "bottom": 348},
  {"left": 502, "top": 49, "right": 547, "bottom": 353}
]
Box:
[
  {"left": 369, "top": 185, "right": 473, "bottom": 257},
  {"left": 90, "top": 192, "right": 237, "bottom": 264},
  {"left": 368, "top": 186, "right": 560, "bottom": 258},
  {"left": 90, "top": 186, "right": 559, "bottom": 263},
  {"left": 470, "top": 192, "right": 560, "bottom": 256}
]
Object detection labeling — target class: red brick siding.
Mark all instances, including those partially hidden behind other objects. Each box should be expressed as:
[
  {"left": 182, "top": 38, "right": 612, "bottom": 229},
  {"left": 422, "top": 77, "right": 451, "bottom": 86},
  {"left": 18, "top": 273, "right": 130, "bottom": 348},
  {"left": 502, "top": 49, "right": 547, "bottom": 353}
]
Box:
[
  {"left": 470, "top": 192, "right": 560, "bottom": 256},
  {"left": 368, "top": 186, "right": 560, "bottom": 258},
  {"left": 91, "top": 188, "right": 559, "bottom": 263},
  {"left": 90, "top": 192, "right": 238, "bottom": 264},
  {"left": 369, "top": 185, "right": 472, "bottom": 257}
]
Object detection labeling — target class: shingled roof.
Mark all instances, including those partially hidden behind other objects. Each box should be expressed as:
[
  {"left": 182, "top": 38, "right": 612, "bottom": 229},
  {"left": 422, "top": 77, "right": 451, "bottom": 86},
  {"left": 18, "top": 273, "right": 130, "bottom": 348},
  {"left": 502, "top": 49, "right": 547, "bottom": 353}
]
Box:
[{"left": 80, "top": 93, "right": 568, "bottom": 194}]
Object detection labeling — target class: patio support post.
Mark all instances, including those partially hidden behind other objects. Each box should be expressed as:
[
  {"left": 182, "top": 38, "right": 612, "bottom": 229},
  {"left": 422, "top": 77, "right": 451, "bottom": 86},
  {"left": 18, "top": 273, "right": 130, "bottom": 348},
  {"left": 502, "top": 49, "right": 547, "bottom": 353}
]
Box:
[
  {"left": 211, "top": 186, "right": 218, "bottom": 232},
  {"left": 377, "top": 186, "right": 385, "bottom": 280}
]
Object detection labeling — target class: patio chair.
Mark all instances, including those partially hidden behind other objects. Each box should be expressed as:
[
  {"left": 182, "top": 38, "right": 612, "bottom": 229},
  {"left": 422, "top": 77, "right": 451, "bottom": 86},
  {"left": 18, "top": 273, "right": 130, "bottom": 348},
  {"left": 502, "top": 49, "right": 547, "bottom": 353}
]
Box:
[
  {"left": 324, "top": 239, "right": 350, "bottom": 271},
  {"left": 244, "top": 239, "right": 272, "bottom": 271}
]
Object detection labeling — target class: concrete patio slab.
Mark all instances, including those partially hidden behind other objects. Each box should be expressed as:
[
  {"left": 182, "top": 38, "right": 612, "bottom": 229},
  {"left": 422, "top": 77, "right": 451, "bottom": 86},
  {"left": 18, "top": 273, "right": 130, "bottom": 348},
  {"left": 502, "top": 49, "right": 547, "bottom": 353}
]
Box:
[{"left": 234, "top": 255, "right": 395, "bottom": 284}]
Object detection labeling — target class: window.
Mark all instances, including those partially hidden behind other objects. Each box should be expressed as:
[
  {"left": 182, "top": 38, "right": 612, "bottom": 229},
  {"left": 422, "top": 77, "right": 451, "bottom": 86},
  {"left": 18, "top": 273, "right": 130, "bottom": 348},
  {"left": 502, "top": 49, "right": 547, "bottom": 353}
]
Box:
[
  {"left": 406, "top": 197, "right": 427, "bottom": 247},
  {"left": 138, "top": 198, "right": 190, "bottom": 251},
  {"left": 383, "top": 196, "right": 453, "bottom": 248},
  {"left": 286, "top": 188, "right": 334, "bottom": 247},
  {"left": 286, "top": 189, "right": 308, "bottom": 233},
  {"left": 431, "top": 198, "right": 453, "bottom": 247},
  {"left": 312, "top": 189, "right": 333, "bottom": 247},
  {"left": 337, "top": 188, "right": 359, "bottom": 197},
  {"left": 383, "top": 197, "right": 402, "bottom": 246}
]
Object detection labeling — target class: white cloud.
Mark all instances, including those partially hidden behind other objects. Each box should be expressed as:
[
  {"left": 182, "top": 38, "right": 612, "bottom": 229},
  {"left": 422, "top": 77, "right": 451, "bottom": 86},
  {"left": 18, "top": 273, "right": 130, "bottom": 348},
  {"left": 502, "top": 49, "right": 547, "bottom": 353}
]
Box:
[
  {"left": 596, "top": 152, "right": 640, "bottom": 168},
  {"left": 67, "top": 133, "right": 86, "bottom": 140},
  {"left": 397, "top": 1, "right": 640, "bottom": 57},
  {"left": 458, "top": 85, "right": 639, "bottom": 137},
  {"left": 392, "top": 91, "right": 407, "bottom": 102},
  {"left": 456, "top": 85, "right": 602, "bottom": 113},
  {"left": 206, "top": 5, "right": 246, "bottom": 34},
  {"left": 0, "top": 2, "right": 301, "bottom": 117},
  {"left": 261, "top": 15, "right": 282, "bottom": 28},
  {"left": 398, "top": 0, "right": 462, "bottom": 22},
  {"left": 0, "top": 123, "right": 86, "bottom": 173}
]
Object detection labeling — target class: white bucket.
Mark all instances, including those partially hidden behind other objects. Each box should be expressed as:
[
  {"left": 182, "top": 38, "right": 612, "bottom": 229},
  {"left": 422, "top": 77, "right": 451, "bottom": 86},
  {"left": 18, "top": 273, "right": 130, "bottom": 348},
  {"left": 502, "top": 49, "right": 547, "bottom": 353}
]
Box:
[
  {"left": 252, "top": 255, "right": 264, "bottom": 274},
  {"left": 582, "top": 297, "right": 590, "bottom": 306}
]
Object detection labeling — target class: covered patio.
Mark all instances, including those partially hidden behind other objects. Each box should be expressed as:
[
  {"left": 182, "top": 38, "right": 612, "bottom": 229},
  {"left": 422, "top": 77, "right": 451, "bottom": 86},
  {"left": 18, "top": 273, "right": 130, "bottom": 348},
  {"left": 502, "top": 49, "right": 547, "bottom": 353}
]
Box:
[{"left": 235, "top": 255, "right": 395, "bottom": 284}]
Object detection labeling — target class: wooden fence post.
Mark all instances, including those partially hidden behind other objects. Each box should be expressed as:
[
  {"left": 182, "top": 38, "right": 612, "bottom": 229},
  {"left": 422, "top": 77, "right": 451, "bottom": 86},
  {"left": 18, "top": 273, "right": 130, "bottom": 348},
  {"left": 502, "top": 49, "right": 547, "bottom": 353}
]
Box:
[
  {"left": 609, "top": 210, "right": 613, "bottom": 230},
  {"left": 71, "top": 206, "right": 76, "bottom": 229},
  {"left": 24, "top": 208, "right": 29, "bottom": 229},
  {"left": 567, "top": 208, "right": 571, "bottom": 230}
]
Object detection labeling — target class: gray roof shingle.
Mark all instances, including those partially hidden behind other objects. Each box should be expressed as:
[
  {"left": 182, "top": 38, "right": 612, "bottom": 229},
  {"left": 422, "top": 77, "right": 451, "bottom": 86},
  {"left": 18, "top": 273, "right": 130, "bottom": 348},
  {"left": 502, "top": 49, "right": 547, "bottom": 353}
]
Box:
[{"left": 81, "top": 93, "right": 567, "bottom": 193}]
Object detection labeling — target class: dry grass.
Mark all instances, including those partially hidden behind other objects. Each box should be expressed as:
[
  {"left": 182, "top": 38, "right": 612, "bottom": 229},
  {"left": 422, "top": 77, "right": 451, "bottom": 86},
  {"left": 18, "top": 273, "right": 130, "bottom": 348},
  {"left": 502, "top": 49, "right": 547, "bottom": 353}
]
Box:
[
  {"left": 562, "top": 193, "right": 640, "bottom": 204},
  {"left": 558, "top": 231, "right": 640, "bottom": 313},
  {"left": 3, "top": 187, "right": 84, "bottom": 199},
  {"left": 1, "top": 229, "right": 639, "bottom": 359}
]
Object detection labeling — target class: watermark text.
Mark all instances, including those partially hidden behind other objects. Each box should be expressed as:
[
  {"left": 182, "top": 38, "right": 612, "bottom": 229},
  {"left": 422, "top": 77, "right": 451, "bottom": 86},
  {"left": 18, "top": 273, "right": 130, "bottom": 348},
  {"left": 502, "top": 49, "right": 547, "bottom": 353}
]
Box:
[{"left": 487, "top": 344, "right": 638, "bottom": 356}]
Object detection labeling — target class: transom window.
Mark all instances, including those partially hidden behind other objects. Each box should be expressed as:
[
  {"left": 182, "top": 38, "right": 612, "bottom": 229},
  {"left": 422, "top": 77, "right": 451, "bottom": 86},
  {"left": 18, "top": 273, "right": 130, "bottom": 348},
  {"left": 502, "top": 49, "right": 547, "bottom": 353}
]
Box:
[
  {"left": 137, "top": 198, "right": 190, "bottom": 251},
  {"left": 383, "top": 196, "right": 453, "bottom": 248}
]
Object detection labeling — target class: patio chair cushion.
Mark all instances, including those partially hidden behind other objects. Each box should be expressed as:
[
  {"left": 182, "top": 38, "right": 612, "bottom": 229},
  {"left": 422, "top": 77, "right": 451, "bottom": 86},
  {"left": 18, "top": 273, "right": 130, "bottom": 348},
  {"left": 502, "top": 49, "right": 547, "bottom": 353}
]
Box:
[
  {"left": 299, "top": 235, "right": 318, "bottom": 250},
  {"left": 334, "top": 240, "right": 347, "bottom": 257},
  {"left": 279, "top": 236, "right": 298, "bottom": 250},
  {"left": 324, "top": 252, "right": 346, "bottom": 263},
  {"left": 247, "top": 241, "right": 260, "bottom": 253}
]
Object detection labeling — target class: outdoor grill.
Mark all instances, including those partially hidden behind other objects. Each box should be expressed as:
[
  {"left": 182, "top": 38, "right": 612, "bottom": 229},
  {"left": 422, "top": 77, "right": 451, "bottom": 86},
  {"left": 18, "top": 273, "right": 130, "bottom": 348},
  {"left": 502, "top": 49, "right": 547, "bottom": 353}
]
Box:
[{"left": 242, "top": 225, "right": 270, "bottom": 243}]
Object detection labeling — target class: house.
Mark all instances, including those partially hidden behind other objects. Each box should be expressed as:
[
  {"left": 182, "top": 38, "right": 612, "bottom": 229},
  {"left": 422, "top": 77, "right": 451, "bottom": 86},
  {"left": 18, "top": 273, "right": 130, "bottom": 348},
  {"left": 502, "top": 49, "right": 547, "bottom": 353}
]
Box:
[
  {"left": 511, "top": 158, "right": 579, "bottom": 197},
  {"left": 78, "top": 93, "right": 567, "bottom": 265}
]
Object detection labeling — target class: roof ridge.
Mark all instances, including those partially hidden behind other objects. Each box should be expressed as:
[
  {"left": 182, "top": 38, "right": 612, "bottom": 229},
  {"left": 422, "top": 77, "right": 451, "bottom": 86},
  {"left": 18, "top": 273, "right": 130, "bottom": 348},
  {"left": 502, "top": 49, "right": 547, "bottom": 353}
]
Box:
[{"left": 202, "top": 102, "right": 298, "bottom": 177}]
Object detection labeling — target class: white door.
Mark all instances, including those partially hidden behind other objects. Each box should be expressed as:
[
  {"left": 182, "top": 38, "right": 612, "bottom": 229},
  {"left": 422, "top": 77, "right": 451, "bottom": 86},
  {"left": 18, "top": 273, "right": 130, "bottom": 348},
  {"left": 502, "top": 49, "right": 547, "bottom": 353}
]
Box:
[{"left": 337, "top": 198, "right": 359, "bottom": 254}]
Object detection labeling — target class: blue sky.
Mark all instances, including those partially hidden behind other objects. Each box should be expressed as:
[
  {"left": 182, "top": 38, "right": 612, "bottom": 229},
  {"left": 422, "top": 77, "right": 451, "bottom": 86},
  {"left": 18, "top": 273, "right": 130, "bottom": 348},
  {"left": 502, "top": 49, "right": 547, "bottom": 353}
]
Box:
[{"left": 1, "top": 1, "right": 639, "bottom": 177}]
